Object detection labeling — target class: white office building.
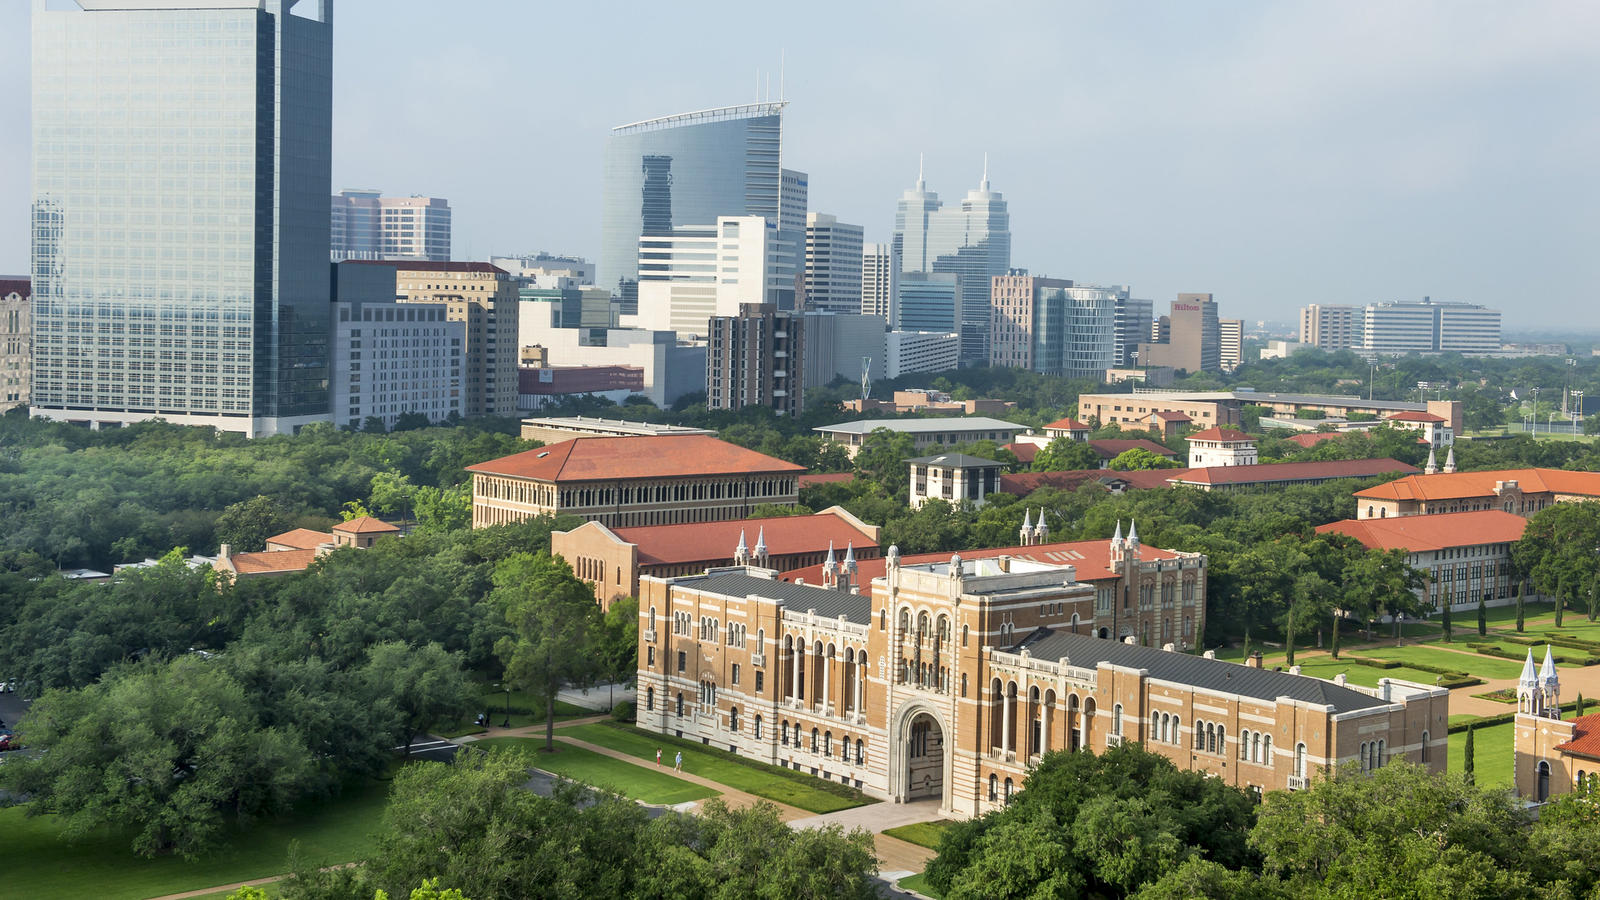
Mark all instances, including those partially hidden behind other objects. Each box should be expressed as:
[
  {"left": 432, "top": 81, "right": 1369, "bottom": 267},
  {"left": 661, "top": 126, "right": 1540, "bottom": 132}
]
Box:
[
  {"left": 862, "top": 243, "right": 900, "bottom": 323},
  {"left": 803, "top": 213, "right": 864, "bottom": 313},
  {"left": 1298, "top": 304, "right": 1361, "bottom": 351},
  {"left": 632, "top": 216, "right": 796, "bottom": 339},
  {"left": 521, "top": 299, "right": 705, "bottom": 407},
  {"left": 884, "top": 330, "right": 960, "bottom": 379},
  {"left": 331, "top": 265, "right": 464, "bottom": 431},
  {"left": 897, "top": 272, "right": 961, "bottom": 333},
  {"left": 1360, "top": 298, "right": 1501, "bottom": 356}
]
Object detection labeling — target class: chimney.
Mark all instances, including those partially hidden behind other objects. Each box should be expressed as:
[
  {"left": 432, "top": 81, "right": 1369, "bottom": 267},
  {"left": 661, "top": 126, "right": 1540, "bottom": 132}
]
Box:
[
  {"left": 219, "top": 543, "right": 232, "bottom": 559},
  {"left": 1246, "top": 651, "right": 1264, "bottom": 669},
  {"left": 997, "top": 554, "right": 1011, "bottom": 573},
  {"left": 1202, "top": 650, "right": 1216, "bottom": 659},
  {"left": 1162, "top": 642, "right": 1176, "bottom": 652}
]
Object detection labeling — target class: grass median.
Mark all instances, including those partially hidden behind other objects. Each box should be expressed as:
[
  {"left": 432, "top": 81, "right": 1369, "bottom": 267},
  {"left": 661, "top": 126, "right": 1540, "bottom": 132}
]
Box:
[
  {"left": 882, "top": 820, "right": 955, "bottom": 850},
  {"left": 1448, "top": 719, "right": 1513, "bottom": 789},
  {"left": 558, "top": 721, "right": 876, "bottom": 814},
  {"left": 474, "top": 736, "right": 717, "bottom": 805}
]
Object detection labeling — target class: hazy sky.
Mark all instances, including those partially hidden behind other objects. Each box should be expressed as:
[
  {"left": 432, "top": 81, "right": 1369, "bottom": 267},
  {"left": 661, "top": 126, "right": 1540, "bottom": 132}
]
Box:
[{"left": 2, "top": 1, "right": 1596, "bottom": 328}]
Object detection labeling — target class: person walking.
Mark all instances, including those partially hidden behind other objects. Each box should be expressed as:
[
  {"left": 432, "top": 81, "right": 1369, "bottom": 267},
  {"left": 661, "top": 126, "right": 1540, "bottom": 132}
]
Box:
[
  {"left": 655, "top": 748, "right": 662, "bottom": 767},
  {"left": 673, "top": 751, "right": 683, "bottom": 772}
]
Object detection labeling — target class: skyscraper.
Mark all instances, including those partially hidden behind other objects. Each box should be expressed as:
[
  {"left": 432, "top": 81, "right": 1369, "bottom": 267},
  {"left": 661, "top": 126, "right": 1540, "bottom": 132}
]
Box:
[
  {"left": 31, "top": 0, "right": 334, "bottom": 436},
  {"left": 1298, "top": 304, "right": 1361, "bottom": 351},
  {"left": 1218, "top": 318, "right": 1243, "bottom": 371},
  {"left": 989, "top": 274, "right": 1118, "bottom": 378},
  {"left": 706, "top": 303, "right": 805, "bottom": 417},
  {"left": 893, "top": 160, "right": 941, "bottom": 273},
  {"left": 600, "top": 102, "right": 797, "bottom": 315},
  {"left": 861, "top": 243, "right": 900, "bottom": 323},
  {"left": 1114, "top": 298, "right": 1154, "bottom": 367},
  {"left": 803, "top": 213, "right": 864, "bottom": 313},
  {"left": 633, "top": 216, "right": 796, "bottom": 339},
  {"left": 331, "top": 190, "right": 452, "bottom": 261},
  {"left": 1138, "top": 294, "right": 1221, "bottom": 374}
]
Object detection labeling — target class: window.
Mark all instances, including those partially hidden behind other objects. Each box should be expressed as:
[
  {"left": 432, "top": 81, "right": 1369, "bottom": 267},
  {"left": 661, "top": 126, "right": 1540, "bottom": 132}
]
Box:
[
  {"left": 781, "top": 720, "right": 789, "bottom": 745},
  {"left": 755, "top": 671, "right": 764, "bottom": 694},
  {"left": 677, "top": 651, "right": 686, "bottom": 673},
  {"left": 729, "top": 707, "right": 739, "bottom": 732},
  {"left": 731, "top": 663, "right": 741, "bottom": 686},
  {"left": 1295, "top": 743, "right": 1307, "bottom": 779},
  {"left": 855, "top": 739, "right": 864, "bottom": 764},
  {"left": 646, "top": 687, "right": 654, "bottom": 711},
  {"left": 1112, "top": 704, "right": 1123, "bottom": 736},
  {"left": 647, "top": 646, "right": 655, "bottom": 667},
  {"left": 811, "top": 728, "right": 819, "bottom": 752},
  {"left": 988, "top": 773, "right": 998, "bottom": 801},
  {"left": 754, "top": 715, "right": 762, "bottom": 739},
  {"left": 1538, "top": 761, "right": 1551, "bottom": 802},
  {"left": 675, "top": 693, "right": 684, "bottom": 717},
  {"left": 1420, "top": 730, "right": 1429, "bottom": 764}
]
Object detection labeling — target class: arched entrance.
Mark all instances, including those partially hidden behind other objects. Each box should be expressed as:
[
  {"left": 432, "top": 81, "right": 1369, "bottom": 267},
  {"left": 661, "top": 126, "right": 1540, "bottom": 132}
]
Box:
[{"left": 890, "top": 704, "right": 950, "bottom": 808}]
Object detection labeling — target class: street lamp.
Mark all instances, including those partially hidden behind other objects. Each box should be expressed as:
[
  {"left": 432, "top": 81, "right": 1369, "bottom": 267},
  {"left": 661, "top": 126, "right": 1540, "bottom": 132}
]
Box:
[
  {"left": 495, "top": 683, "right": 512, "bottom": 728},
  {"left": 1532, "top": 387, "right": 1541, "bottom": 435}
]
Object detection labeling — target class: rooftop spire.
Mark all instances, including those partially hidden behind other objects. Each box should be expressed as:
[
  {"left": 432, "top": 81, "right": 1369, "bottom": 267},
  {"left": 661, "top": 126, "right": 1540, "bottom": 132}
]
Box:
[
  {"left": 1112, "top": 520, "right": 1123, "bottom": 544},
  {"left": 736, "top": 529, "right": 747, "bottom": 554},
  {"left": 754, "top": 526, "right": 767, "bottom": 556},
  {"left": 843, "top": 542, "right": 857, "bottom": 573},
  {"left": 1128, "top": 519, "right": 1140, "bottom": 545},
  {"left": 1541, "top": 645, "right": 1559, "bottom": 687},
  {"left": 1021, "top": 508, "right": 1032, "bottom": 530},
  {"left": 1520, "top": 647, "right": 1538, "bottom": 686},
  {"left": 824, "top": 540, "right": 836, "bottom": 570},
  {"left": 981, "top": 151, "right": 990, "bottom": 190},
  {"left": 917, "top": 152, "right": 925, "bottom": 190}
]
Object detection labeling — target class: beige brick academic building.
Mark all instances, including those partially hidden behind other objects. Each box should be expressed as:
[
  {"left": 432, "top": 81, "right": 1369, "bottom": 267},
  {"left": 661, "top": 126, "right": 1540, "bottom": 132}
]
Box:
[{"left": 637, "top": 532, "right": 1447, "bottom": 817}]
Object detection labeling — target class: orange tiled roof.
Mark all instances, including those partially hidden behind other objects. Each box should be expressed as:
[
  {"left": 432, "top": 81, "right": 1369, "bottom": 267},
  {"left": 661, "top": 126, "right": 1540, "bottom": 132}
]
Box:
[
  {"left": 1003, "top": 442, "right": 1040, "bottom": 464},
  {"left": 1315, "top": 509, "right": 1528, "bottom": 552},
  {"left": 265, "top": 528, "right": 334, "bottom": 550},
  {"left": 334, "top": 516, "right": 400, "bottom": 534},
  {"left": 1187, "top": 427, "right": 1254, "bottom": 442},
  {"left": 1090, "top": 438, "right": 1177, "bottom": 460},
  {"left": 612, "top": 511, "right": 878, "bottom": 567},
  {"left": 1000, "top": 468, "right": 1188, "bottom": 495},
  {"left": 1353, "top": 468, "right": 1600, "bottom": 503},
  {"left": 466, "top": 435, "right": 805, "bottom": 482},
  {"left": 780, "top": 539, "right": 1180, "bottom": 588},
  {"left": 1283, "top": 432, "right": 1350, "bottom": 449},
  {"left": 1045, "top": 417, "right": 1091, "bottom": 431},
  {"left": 1171, "top": 458, "right": 1416, "bottom": 487},
  {"left": 228, "top": 549, "right": 319, "bottom": 575},
  {"left": 1387, "top": 411, "right": 1446, "bottom": 423},
  {"left": 799, "top": 472, "right": 856, "bottom": 487},
  {"left": 1150, "top": 410, "right": 1193, "bottom": 421},
  {"left": 1556, "top": 713, "right": 1600, "bottom": 761}
]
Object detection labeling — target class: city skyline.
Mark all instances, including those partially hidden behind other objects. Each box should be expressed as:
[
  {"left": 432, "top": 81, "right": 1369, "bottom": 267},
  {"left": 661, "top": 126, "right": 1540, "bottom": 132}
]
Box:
[{"left": 1, "top": 1, "right": 1596, "bottom": 329}]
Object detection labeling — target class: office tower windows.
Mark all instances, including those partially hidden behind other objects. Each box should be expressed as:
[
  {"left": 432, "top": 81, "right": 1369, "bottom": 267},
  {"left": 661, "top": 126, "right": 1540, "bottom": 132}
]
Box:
[
  {"left": 803, "top": 214, "right": 864, "bottom": 314},
  {"left": 331, "top": 191, "right": 452, "bottom": 261},
  {"left": 862, "top": 243, "right": 900, "bottom": 323}
]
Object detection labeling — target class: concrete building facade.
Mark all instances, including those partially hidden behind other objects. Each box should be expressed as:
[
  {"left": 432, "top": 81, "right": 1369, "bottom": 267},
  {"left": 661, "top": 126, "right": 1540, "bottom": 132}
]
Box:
[
  {"left": 1360, "top": 299, "right": 1502, "bottom": 356},
  {"left": 633, "top": 216, "right": 797, "bottom": 340},
  {"left": 1353, "top": 468, "right": 1600, "bottom": 520},
  {"left": 861, "top": 243, "right": 899, "bottom": 322},
  {"left": 1138, "top": 294, "right": 1220, "bottom": 374},
  {"left": 331, "top": 190, "right": 451, "bottom": 261},
  {"left": 467, "top": 434, "right": 804, "bottom": 529},
  {"left": 1219, "top": 318, "right": 1243, "bottom": 371},
  {"left": 1318, "top": 510, "right": 1532, "bottom": 611},
  {"left": 883, "top": 330, "right": 960, "bottom": 379},
  {"left": 1, "top": 278, "right": 29, "bottom": 413},
  {"left": 803, "top": 312, "right": 886, "bottom": 391},
  {"left": 1298, "top": 304, "right": 1361, "bottom": 351},
  {"left": 707, "top": 303, "right": 805, "bottom": 417},
  {"left": 908, "top": 453, "right": 1006, "bottom": 508},
  {"left": 803, "top": 214, "right": 864, "bottom": 314},
  {"left": 1114, "top": 297, "right": 1154, "bottom": 368},
  {"left": 992, "top": 274, "right": 1123, "bottom": 378},
  {"left": 815, "top": 416, "right": 1026, "bottom": 459},
  {"left": 331, "top": 263, "right": 463, "bottom": 430}
]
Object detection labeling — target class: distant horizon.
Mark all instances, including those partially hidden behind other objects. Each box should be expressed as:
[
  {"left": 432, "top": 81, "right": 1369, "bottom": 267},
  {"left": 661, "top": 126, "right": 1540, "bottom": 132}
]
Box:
[{"left": 1, "top": 1, "right": 1595, "bottom": 328}]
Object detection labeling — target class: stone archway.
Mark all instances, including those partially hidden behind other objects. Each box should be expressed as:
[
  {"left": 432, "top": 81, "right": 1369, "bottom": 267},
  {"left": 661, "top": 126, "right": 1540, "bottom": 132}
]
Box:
[{"left": 890, "top": 703, "right": 951, "bottom": 809}]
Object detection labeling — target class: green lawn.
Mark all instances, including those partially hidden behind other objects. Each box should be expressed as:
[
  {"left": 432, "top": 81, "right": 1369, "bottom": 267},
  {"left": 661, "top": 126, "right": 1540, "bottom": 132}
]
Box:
[
  {"left": 438, "top": 693, "right": 593, "bottom": 735},
  {"left": 559, "top": 722, "right": 875, "bottom": 814},
  {"left": 1449, "top": 714, "right": 1484, "bottom": 727},
  {"left": 882, "top": 820, "right": 955, "bottom": 850},
  {"left": 1285, "top": 658, "right": 1452, "bottom": 690},
  {"left": 899, "top": 871, "right": 942, "bottom": 898},
  {"left": 1358, "top": 645, "right": 1525, "bottom": 680},
  {"left": 474, "top": 737, "right": 717, "bottom": 805},
  {"left": 1482, "top": 601, "right": 1556, "bottom": 625},
  {"left": 0, "top": 776, "right": 388, "bottom": 900},
  {"left": 1448, "top": 720, "right": 1514, "bottom": 789}
]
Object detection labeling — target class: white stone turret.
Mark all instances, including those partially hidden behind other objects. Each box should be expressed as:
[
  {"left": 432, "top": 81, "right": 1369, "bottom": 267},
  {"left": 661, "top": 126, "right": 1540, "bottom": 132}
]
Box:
[
  {"left": 1540, "top": 645, "right": 1561, "bottom": 718},
  {"left": 1425, "top": 447, "right": 1438, "bottom": 476},
  {"left": 1127, "top": 519, "right": 1141, "bottom": 554},
  {"left": 1518, "top": 647, "right": 1543, "bottom": 716},
  {"left": 1443, "top": 447, "right": 1457, "bottom": 474},
  {"left": 734, "top": 529, "right": 749, "bottom": 565},
  {"left": 1020, "top": 508, "right": 1033, "bottom": 546},
  {"left": 1033, "top": 508, "right": 1049, "bottom": 542},
  {"left": 822, "top": 541, "right": 837, "bottom": 590},
  {"left": 1110, "top": 520, "right": 1124, "bottom": 566},
  {"left": 886, "top": 544, "right": 901, "bottom": 569},
  {"left": 753, "top": 526, "right": 768, "bottom": 568},
  {"left": 839, "top": 542, "right": 858, "bottom": 593}
]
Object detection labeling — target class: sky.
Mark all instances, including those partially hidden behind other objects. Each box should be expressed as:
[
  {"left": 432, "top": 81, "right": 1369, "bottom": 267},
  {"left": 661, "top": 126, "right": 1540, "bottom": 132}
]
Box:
[{"left": 1, "top": 0, "right": 1597, "bottom": 330}]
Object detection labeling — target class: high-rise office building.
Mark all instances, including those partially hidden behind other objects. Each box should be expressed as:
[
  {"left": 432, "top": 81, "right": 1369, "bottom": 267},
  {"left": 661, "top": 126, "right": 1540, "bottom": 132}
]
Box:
[
  {"left": 352, "top": 261, "right": 518, "bottom": 418},
  {"left": 1219, "top": 319, "right": 1243, "bottom": 371},
  {"left": 632, "top": 216, "right": 796, "bottom": 339},
  {"left": 1138, "top": 294, "right": 1221, "bottom": 373},
  {"left": 489, "top": 253, "right": 595, "bottom": 287},
  {"left": 1360, "top": 298, "right": 1501, "bottom": 356},
  {"left": 861, "top": 243, "right": 900, "bottom": 323},
  {"left": 1298, "top": 304, "right": 1361, "bottom": 351},
  {"left": 989, "top": 274, "right": 1118, "bottom": 378},
  {"left": 1114, "top": 297, "right": 1154, "bottom": 367},
  {"left": 31, "top": 0, "right": 334, "bottom": 436},
  {"left": 331, "top": 190, "right": 452, "bottom": 262},
  {"left": 600, "top": 102, "right": 793, "bottom": 315},
  {"left": 803, "top": 214, "right": 864, "bottom": 313},
  {"left": 802, "top": 311, "right": 886, "bottom": 390},
  {"left": 897, "top": 272, "right": 962, "bottom": 334},
  {"left": 891, "top": 161, "right": 1011, "bottom": 365},
  {"left": 331, "top": 263, "right": 463, "bottom": 431},
  {"left": 1, "top": 278, "right": 29, "bottom": 413},
  {"left": 707, "top": 303, "right": 804, "bottom": 417}
]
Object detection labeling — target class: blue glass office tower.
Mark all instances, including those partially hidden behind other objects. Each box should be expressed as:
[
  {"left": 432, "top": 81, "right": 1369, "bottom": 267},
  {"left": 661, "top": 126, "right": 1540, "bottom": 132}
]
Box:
[
  {"left": 31, "top": 0, "right": 333, "bottom": 436},
  {"left": 600, "top": 102, "right": 801, "bottom": 315}
]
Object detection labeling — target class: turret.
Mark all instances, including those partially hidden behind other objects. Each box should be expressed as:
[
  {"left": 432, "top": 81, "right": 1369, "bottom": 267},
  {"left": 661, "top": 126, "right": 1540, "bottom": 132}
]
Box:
[
  {"left": 1110, "top": 520, "right": 1124, "bottom": 566},
  {"left": 734, "top": 529, "right": 749, "bottom": 566},
  {"left": 1443, "top": 447, "right": 1457, "bottom": 474},
  {"left": 1019, "top": 508, "right": 1033, "bottom": 547},
  {"left": 1033, "top": 508, "right": 1049, "bottom": 543},
  {"left": 1518, "top": 647, "right": 1542, "bottom": 715},
  {"left": 753, "top": 526, "right": 768, "bottom": 568},
  {"left": 1540, "top": 645, "right": 1561, "bottom": 719},
  {"left": 1425, "top": 447, "right": 1438, "bottom": 476},
  {"left": 886, "top": 544, "right": 901, "bottom": 570},
  {"left": 822, "top": 541, "right": 838, "bottom": 590},
  {"left": 839, "top": 542, "right": 858, "bottom": 593},
  {"left": 1127, "top": 519, "right": 1141, "bottom": 555}
]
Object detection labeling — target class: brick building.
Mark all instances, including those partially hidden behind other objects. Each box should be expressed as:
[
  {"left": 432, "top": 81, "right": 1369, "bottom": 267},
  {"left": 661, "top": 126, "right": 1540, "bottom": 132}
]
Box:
[
  {"left": 1317, "top": 510, "right": 1532, "bottom": 611},
  {"left": 1353, "top": 468, "right": 1600, "bottom": 520},
  {"left": 637, "top": 529, "right": 1446, "bottom": 817},
  {"left": 467, "top": 434, "right": 804, "bottom": 529},
  {"left": 1514, "top": 648, "right": 1597, "bottom": 803}
]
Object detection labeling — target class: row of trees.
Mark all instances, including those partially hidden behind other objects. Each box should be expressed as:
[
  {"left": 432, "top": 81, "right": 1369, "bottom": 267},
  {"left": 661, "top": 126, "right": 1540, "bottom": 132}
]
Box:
[{"left": 926, "top": 743, "right": 1600, "bottom": 899}]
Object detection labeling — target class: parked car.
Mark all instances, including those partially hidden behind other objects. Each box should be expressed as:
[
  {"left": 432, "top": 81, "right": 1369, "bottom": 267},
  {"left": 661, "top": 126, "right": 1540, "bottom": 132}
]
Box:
[{"left": 0, "top": 730, "right": 15, "bottom": 751}]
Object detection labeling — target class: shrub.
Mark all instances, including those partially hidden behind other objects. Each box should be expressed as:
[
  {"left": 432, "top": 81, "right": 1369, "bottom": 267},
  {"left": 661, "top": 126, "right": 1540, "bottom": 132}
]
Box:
[{"left": 611, "top": 700, "right": 635, "bottom": 723}]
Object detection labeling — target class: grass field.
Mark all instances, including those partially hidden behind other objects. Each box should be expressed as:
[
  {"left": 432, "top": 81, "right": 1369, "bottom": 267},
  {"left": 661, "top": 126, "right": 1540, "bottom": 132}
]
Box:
[
  {"left": 1448, "top": 720, "right": 1514, "bottom": 789},
  {"left": 437, "top": 694, "right": 593, "bottom": 736},
  {"left": 559, "top": 722, "right": 875, "bottom": 814},
  {"left": 1287, "top": 658, "right": 1453, "bottom": 689},
  {"left": 1359, "top": 645, "right": 1525, "bottom": 679},
  {"left": 882, "top": 820, "right": 955, "bottom": 850},
  {"left": 474, "top": 737, "right": 717, "bottom": 805},
  {"left": 0, "top": 777, "right": 388, "bottom": 900},
  {"left": 899, "top": 871, "right": 942, "bottom": 898}
]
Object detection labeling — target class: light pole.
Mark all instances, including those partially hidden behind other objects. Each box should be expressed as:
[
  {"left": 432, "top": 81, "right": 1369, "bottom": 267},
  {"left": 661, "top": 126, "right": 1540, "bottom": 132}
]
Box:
[
  {"left": 1574, "top": 390, "right": 1585, "bottom": 432},
  {"left": 496, "top": 683, "right": 512, "bottom": 728},
  {"left": 1532, "top": 387, "right": 1540, "bottom": 435}
]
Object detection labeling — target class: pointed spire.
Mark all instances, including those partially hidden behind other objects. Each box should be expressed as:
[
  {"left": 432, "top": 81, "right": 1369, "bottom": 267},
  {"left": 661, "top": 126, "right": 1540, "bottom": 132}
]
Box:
[
  {"left": 1520, "top": 647, "right": 1538, "bottom": 686},
  {"left": 736, "top": 529, "right": 748, "bottom": 554},
  {"left": 754, "top": 526, "right": 767, "bottom": 556},
  {"left": 1425, "top": 447, "right": 1438, "bottom": 475},
  {"left": 916, "top": 152, "right": 925, "bottom": 191},
  {"left": 1112, "top": 520, "right": 1123, "bottom": 544},
  {"left": 1021, "top": 508, "right": 1032, "bottom": 529},
  {"left": 823, "top": 540, "right": 836, "bottom": 570},
  {"left": 980, "top": 152, "right": 990, "bottom": 190},
  {"left": 843, "top": 542, "right": 857, "bottom": 573},
  {"left": 1444, "top": 446, "right": 1456, "bottom": 474},
  {"left": 1128, "top": 519, "right": 1140, "bottom": 545},
  {"left": 1541, "top": 645, "right": 1559, "bottom": 686},
  {"left": 1034, "top": 508, "right": 1049, "bottom": 537}
]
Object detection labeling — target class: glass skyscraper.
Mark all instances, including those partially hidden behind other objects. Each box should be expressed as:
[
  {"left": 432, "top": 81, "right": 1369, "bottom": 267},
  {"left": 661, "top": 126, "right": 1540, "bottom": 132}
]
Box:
[
  {"left": 600, "top": 102, "right": 803, "bottom": 315},
  {"left": 31, "top": 0, "right": 333, "bottom": 437}
]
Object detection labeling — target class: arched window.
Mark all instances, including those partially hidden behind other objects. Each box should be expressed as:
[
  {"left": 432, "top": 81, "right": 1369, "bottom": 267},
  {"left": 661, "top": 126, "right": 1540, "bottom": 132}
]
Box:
[
  {"left": 1420, "top": 730, "right": 1430, "bottom": 764},
  {"left": 646, "top": 687, "right": 654, "bottom": 711},
  {"left": 988, "top": 773, "right": 998, "bottom": 801},
  {"left": 780, "top": 719, "right": 788, "bottom": 744},
  {"left": 1217, "top": 725, "right": 1226, "bottom": 755},
  {"left": 649, "top": 606, "right": 657, "bottom": 632},
  {"left": 793, "top": 722, "right": 801, "bottom": 746},
  {"left": 1538, "top": 761, "right": 1552, "bottom": 802},
  {"left": 1240, "top": 730, "right": 1250, "bottom": 760},
  {"left": 880, "top": 609, "right": 887, "bottom": 631},
  {"left": 824, "top": 731, "right": 832, "bottom": 757},
  {"left": 1172, "top": 716, "right": 1181, "bottom": 746},
  {"left": 1152, "top": 712, "right": 1161, "bottom": 742},
  {"left": 855, "top": 739, "right": 865, "bottom": 764},
  {"left": 1264, "top": 735, "right": 1272, "bottom": 764},
  {"left": 675, "top": 693, "right": 684, "bottom": 717},
  {"left": 1113, "top": 703, "right": 1123, "bottom": 736},
  {"left": 1295, "top": 743, "right": 1307, "bottom": 779},
  {"left": 1004, "top": 778, "right": 1014, "bottom": 804},
  {"left": 811, "top": 727, "right": 819, "bottom": 752},
  {"left": 961, "top": 673, "right": 968, "bottom": 697},
  {"left": 729, "top": 706, "right": 740, "bottom": 732},
  {"left": 962, "top": 624, "right": 969, "bottom": 646},
  {"left": 1207, "top": 722, "right": 1217, "bottom": 754}
]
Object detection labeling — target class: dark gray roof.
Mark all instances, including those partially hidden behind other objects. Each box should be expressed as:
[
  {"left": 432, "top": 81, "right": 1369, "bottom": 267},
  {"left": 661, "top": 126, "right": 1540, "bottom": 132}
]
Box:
[
  {"left": 689, "top": 573, "right": 871, "bottom": 624},
  {"left": 906, "top": 452, "right": 1002, "bottom": 468},
  {"left": 1014, "top": 629, "right": 1388, "bottom": 714},
  {"left": 815, "top": 417, "right": 1024, "bottom": 436}
]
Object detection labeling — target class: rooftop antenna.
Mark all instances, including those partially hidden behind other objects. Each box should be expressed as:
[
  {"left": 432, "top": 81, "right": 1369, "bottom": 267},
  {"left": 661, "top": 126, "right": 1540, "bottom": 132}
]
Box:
[
  {"left": 917, "top": 152, "right": 925, "bottom": 190},
  {"left": 981, "top": 152, "right": 990, "bottom": 190},
  {"left": 756, "top": 69, "right": 761, "bottom": 102}
]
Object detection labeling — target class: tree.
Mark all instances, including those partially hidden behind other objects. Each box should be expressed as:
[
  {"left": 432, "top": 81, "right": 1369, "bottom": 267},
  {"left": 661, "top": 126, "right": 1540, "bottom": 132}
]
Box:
[
  {"left": 369, "top": 472, "right": 418, "bottom": 524},
  {"left": 1032, "top": 437, "right": 1099, "bottom": 472},
  {"left": 599, "top": 596, "right": 639, "bottom": 708},
  {"left": 491, "top": 552, "right": 603, "bottom": 751},
  {"left": 1513, "top": 501, "right": 1600, "bottom": 625},
  {"left": 1108, "top": 448, "right": 1179, "bottom": 471},
  {"left": 413, "top": 484, "right": 471, "bottom": 532},
  {"left": 214, "top": 494, "right": 293, "bottom": 552},
  {"left": 1, "top": 655, "right": 313, "bottom": 857},
  {"left": 851, "top": 428, "right": 917, "bottom": 498},
  {"left": 1463, "top": 723, "right": 1475, "bottom": 784},
  {"left": 361, "top": 641, "right": 474, "bottom": 755},
  {"left": 1516, "top": 585, "right": 1526, "bottom": 632},
  {"left": 1131, "top": 857, "right": 1289, "bottom": 900},
  {"left": 1478, "top": 598, "right": 1488, "bottom": 637},
  {"left": 1441, "top": 598, "right": 1453, "bottom": 643}
]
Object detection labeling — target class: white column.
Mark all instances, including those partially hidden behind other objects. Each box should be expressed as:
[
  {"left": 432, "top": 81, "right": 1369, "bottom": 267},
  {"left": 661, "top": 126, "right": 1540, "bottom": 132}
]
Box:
[
  {"left": 791, "top": 642, "right": 801, "bottom": 701},
  {"left": 1002, "top": 686, "right": 1013, "bottom": 753},
  {"left": 856, "top": 661, "right": 866, "bottom": 713},
  {"left": 823, "top": 653, "right": 832, "bottom": 712}
]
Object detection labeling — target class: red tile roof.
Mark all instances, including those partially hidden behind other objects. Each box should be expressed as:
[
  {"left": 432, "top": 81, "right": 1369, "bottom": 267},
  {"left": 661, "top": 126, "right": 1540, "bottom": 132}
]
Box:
[
  {"left": 1283, "top": 432, "right": 1350, "bottom": 449},
  {"left": 345, "top": 260, "right": 507, "bottom": 275},
  {"left": 1150, "top": 411, "right": 1193, "bottom": 421},
  {"left": 1170, "top": 458, "right": 1417, "bottom": 487},
  {"left": 780, "top": 538, "right": 1181, "bottom": 588},
  {"left": 1000, "top": 468, "right": 1188, "bottom": 495},
  {"left": 265, "top": 528, "right": 334, "bottom": 550},
  {"left": 611, "top": 511, "right": 878, "bottom": 567},
  {"left": 1187, "top": 427, "right": 1254, "bottom": 442},
  {"left": 467, "top": 434, "right": 805, "bottom": 482},
  {"left": 1045, "top": 417, "right": 1091, "bottom": 431},
  {"left": 1003, "top": 442, "right": 1040, "bottom": 464},
  {"left": 333, "top": 516, "right": 401, "bottom": 535},
  {"left": 1387, "top": 411, "right": 1446, "bottom": 423},
  {"left": 228, "top": 549, "right": 319, "bottom": 575},
  {"left": 1353, "top": 468, "right": 1600, "bottom": 503},
  {"left": 1315, "top": 509, "right": 1528, "bottom": 552},
  {"left": 1556, "top": 713, "right": 1600, "bottom": 761},
  {"left": 799, "top": 472, "right": 856, "bottom": 487},
  {"left": 1090, "top": 438, "right": 1178, "bottom": 460}
]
